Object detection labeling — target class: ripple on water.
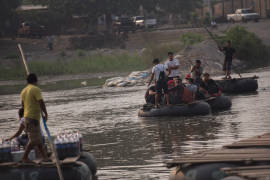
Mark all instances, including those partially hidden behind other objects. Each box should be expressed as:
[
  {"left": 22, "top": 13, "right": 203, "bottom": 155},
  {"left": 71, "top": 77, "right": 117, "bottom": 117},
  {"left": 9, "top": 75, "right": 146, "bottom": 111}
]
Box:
[{"left": 1, "top": 70, "right": 270, "bottom": 179}]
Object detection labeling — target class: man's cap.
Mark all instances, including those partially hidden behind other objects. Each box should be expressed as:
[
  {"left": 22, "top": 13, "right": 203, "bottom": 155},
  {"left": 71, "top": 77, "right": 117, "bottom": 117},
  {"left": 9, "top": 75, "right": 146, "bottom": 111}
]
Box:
[{"left": 185, "top": 74, "right": 192, "bottom": 79}]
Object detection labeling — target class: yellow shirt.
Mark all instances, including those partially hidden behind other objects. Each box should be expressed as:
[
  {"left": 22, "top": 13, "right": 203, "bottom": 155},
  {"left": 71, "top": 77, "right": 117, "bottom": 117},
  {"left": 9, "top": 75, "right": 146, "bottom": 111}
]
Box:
[{"left": 21, "top": 84, "right": 43, "bottom": 120}]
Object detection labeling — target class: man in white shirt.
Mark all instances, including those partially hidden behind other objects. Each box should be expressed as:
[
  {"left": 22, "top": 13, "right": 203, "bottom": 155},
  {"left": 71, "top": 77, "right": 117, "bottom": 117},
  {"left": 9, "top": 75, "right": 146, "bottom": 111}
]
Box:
[
  {"left": 165, "top": 52, "right": 180, "bottom": 80},
  {"left": 148, "top": 58, "right": 170, "bottom": 108}
]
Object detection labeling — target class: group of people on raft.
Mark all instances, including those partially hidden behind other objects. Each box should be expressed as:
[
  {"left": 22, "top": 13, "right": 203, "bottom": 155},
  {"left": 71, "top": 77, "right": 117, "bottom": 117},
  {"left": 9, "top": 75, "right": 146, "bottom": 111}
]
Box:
[{"left": 146, "top": 51, "right": 226, "bottom": 108}]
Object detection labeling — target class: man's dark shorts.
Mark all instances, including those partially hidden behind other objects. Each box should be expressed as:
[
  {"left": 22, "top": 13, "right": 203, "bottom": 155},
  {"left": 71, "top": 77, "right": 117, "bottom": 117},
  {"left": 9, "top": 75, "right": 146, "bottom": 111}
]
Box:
[
  {"left": 223, "top": 60, "right": 232, "bottom": 71},
  {"left": 156, "top": 80, "right": 168, "bottom": 94}
]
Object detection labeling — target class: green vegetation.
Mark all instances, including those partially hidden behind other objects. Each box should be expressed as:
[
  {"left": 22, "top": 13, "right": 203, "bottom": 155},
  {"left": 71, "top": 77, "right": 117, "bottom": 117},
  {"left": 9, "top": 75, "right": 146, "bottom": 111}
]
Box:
[
  {"left": 0, "top": 41, "right": 185, "bottom": 80},
  {"left": 0, "top": 77, "right": 106, "bottom": 95},
  {"left": 218, "top": 26, "right": 270, "bottom": 66},
  {"left": 0, "top": 53, "right": 146, "bottom": 80},
  {"left": 180, "top": 32, "right": 204, "bottom": 46}
]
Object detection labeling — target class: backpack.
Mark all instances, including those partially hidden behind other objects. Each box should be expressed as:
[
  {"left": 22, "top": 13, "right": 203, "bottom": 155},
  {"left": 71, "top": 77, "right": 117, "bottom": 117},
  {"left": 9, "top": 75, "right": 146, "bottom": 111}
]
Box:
[{"left": 158, "top": 71, "right": 166, "bottom": 81}]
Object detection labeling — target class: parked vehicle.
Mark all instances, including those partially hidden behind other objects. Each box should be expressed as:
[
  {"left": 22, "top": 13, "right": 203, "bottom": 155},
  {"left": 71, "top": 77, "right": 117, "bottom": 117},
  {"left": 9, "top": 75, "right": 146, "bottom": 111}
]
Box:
[
  {"left": 145, "top": 18, "right": 157, "bottom": 28},
  {"left": 113, "top": 17, "right": 136, "bottom": 33},
  {"left": 227, "top": 9, "right": 260, "bottom": 23},
  {"left": 17, "top": 21, "right": 47, "bottom": 38},
  {"left": 133, "top": 16, "right": 145, "bottom": 28}
]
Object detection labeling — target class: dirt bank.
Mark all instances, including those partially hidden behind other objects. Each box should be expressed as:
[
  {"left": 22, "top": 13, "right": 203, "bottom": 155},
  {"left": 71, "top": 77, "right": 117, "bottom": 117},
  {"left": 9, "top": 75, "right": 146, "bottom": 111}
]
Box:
[{"left": 0, "top": 19, "right": 269, "bottom": 87}]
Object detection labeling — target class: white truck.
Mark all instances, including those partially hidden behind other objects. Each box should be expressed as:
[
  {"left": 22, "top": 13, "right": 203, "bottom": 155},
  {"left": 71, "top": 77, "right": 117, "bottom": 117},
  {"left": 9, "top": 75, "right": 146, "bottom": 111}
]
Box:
[
  {"left": 133, "top": 16, "right": 157, "bottom": 29},
  {"left": 227, "top": 9, "right": 260, "bottom": 22}
]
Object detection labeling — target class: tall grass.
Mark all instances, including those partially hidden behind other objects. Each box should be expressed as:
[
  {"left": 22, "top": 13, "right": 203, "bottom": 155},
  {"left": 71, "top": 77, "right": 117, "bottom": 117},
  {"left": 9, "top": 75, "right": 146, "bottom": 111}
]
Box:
[
  {"left": 0, "top": 42, "right": 185, "bottom": 80},
  {"left": 0, "top": 53, "right": 146, "bottom": 80}
]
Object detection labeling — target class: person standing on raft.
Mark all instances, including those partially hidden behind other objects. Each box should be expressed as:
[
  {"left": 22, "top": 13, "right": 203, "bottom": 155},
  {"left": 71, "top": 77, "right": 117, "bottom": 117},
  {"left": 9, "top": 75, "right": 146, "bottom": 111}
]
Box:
[
  {"left": 190, "top": 59, "right": 203, "bottom": 85},
  {"left": 20, "top": 73, "right": 49, "bottom": 163},
  {"left": 219, "top": 40, "right": 236, "bottom": 79},
  {"left": 165, "top": 52, "right": 180, "bottom": 80},
  {"left": 148, "top": 58, "right": 170, "bottom": 108}
]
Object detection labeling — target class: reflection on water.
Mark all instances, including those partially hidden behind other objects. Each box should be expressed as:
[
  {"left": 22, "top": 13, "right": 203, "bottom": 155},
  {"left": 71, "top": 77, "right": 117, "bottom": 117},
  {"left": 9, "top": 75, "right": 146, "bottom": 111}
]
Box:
[{"left": 1, "top": 68, "right": 270, "bottom": 179}]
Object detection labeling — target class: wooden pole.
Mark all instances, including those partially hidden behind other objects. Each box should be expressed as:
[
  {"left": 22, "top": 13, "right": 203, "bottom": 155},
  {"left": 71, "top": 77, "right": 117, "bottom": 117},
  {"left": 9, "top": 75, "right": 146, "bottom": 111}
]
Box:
[
  {"left": 18, "top": 44, "right": 64, "bottom": 180},
  {"left": 18, "top": 44, "right": 30, "bottom": 75}
]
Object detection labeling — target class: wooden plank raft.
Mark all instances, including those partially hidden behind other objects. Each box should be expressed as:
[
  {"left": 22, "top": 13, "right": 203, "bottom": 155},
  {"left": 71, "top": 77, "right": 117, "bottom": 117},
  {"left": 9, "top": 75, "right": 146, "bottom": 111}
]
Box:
[
  {"left": 222, "top": 165, "right": 270, "bottom": 180},
  {"left": 166, "top": 133, "right": 270, "bottom": 168},
  {"left": 0, "top": 156, "right": 80, "bottom": 169}
]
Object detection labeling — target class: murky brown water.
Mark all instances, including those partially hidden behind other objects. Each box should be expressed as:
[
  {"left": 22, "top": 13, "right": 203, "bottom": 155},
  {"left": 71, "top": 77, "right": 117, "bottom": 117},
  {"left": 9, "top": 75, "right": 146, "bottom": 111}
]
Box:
[{"left": 1, "top": 68, "right": 270, "bottom": 180}]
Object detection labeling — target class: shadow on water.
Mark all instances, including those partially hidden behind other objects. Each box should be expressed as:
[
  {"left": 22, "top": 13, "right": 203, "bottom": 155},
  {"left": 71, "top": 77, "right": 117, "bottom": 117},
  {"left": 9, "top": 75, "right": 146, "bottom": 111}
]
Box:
[{"left": 1, "top": 68, "right": 270, "bottom": 179}]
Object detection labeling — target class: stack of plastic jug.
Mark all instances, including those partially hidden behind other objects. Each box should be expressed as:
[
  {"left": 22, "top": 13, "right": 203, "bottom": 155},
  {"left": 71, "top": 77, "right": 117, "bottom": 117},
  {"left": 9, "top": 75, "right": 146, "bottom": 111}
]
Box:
[
  {"left": 0, "top": 139, "right": 12, "bottom": 162},
  {"left": 54, "top": 131, "right": 82, "bottom": 160}
]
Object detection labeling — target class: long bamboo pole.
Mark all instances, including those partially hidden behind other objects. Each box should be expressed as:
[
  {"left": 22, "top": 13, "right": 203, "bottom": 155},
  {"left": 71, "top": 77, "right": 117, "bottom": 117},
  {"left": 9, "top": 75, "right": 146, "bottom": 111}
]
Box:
[{"left": 17, "top": 43, "right": 64, "bottom": 180}]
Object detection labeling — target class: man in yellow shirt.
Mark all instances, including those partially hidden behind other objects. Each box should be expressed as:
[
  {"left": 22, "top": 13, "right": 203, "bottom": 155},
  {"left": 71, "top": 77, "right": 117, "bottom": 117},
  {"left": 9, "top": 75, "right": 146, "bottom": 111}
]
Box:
[{"left": 21, "top": 73, "right": 48, "bottom": 163}]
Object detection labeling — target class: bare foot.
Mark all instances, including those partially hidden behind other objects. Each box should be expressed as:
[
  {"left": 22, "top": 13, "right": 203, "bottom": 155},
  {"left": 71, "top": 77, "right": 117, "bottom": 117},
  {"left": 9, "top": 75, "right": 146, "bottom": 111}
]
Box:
[{"left": 20, "top": 158, "right": 33, "bottom": 164}]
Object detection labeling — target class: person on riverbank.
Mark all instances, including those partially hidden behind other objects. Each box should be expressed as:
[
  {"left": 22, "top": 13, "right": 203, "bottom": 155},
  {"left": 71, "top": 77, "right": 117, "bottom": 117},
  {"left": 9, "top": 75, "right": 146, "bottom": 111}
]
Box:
[
  {"left": 190, "top": 59, "right": 203, "bottom": 85},
  {"left": 219, "top": 40, "right": 236, "bottom": 79},
  {"left": 165, "top": 52, "right": 180, "bottom": 80},
  {"left": 200, "top": 73, "right": 221, "bottom": 97},
  {"left": 47, "top": 35, "right": 54, "bottom": 51},
  {"left": 20, "top": 73, "right": 48, "bottom": 163},
  {"left": 148, "top": 58, "right": 170, "bottom": 108}
]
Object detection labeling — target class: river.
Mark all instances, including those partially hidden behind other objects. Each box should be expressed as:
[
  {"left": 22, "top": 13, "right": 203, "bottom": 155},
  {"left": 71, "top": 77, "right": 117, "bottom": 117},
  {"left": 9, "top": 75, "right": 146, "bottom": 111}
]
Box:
[{"left": 1, "top": 68, "right": 270, "bottom": 180}]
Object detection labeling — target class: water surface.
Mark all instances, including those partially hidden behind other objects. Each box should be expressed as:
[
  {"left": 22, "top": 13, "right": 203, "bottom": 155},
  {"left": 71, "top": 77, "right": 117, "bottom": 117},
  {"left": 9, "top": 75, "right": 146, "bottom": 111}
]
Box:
[{"left": 1, "top": 68, "right": 270, "bottom": 179}]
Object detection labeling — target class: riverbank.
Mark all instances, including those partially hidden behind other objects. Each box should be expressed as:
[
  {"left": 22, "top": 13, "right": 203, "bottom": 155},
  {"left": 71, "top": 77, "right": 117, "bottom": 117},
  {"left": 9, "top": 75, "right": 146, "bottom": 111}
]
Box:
[{"left": 1, "top": 20, "right": 270, "bottom": 94}]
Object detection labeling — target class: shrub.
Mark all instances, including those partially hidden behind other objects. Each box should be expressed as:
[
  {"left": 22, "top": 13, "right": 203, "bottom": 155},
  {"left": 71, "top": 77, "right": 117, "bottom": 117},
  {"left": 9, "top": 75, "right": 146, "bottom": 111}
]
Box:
[
  {"left": 180, "top": 32, "right": 204, "bottom": 46},
  {"left": 221, "top": 26, "right": 270, "bottom": 66}
]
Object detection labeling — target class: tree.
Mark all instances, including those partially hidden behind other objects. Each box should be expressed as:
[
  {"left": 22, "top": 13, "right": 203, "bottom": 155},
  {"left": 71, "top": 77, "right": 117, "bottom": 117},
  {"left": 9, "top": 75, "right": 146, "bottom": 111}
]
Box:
[
  {"left": 0, "top": 0, "right": 21, "bottom": 36},
  {"left": 157, "top": 0, "right": 203, "bottom": 21},
  {"left": 30, "top": 0, "right": 157, "bottom": 32}
]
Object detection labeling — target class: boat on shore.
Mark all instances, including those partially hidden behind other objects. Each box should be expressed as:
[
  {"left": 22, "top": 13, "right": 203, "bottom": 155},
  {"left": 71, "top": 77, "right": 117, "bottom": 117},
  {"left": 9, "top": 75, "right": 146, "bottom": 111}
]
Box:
[
  {"left": 215, "top": 76, "right": 258, "bottom": 93},
  {"left": 138, "top": 101, "right": 211, "bottom": 117}
]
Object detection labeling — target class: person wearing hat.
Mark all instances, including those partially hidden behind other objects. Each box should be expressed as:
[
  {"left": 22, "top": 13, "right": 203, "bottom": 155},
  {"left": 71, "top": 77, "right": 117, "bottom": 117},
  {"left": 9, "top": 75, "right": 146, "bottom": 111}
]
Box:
[
  {"left": 200, "top": 73, "right": 221, "bottom": 97},
  {"left": 190, "top": 59, "right": 203, "bottom": 85},
  {"left": 185, "top": 74, "right": 198, "bottom": 101},
  {"left": 148, "top": 58, "right": 170, "bottom": 108}
]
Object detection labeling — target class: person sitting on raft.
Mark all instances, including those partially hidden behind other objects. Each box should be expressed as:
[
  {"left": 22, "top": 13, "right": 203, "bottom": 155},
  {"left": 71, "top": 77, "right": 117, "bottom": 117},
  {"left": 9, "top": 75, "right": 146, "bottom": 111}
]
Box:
[
  {"left": 5, "top": 108, "right": 46, "bottom": 157},
  {"left": 168, "top": 77, "right": 194, "bottom": 104},
  {"left": 148, "top": 58, "right": 170, "bottom": 108},
  {"left": 145, "top": 85, "right": 157, "bottom": 104},
  {"left": 185, "top": 74, "right": 198, "bottom": 101},
  {"left": 190, "top": 59, "right": 203, "bottom": 85},
  {"left": 6, "top": 108, "right": 28, "bottom": 148},
  {"left": 168, "top": 79, "right": 183, "bottom": 105},
  {"left": 200, "top": 73, "right": 222, "bottom": 97}
]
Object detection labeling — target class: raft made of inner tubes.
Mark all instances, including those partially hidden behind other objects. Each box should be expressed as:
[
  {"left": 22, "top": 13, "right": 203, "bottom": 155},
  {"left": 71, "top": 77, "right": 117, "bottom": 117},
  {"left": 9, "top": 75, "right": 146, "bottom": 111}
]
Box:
[
  {"left": 138, "top": 101, "right": 211, "bottom": 117},
  {"left": 216, "top": 76, "right": 258, "bottom": 93},
  {"left": 205, "top": 96, "right": 232, "bottom": 111},
  {"left": 0, "top": 151, "right": 97, "bottom": 180}
]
